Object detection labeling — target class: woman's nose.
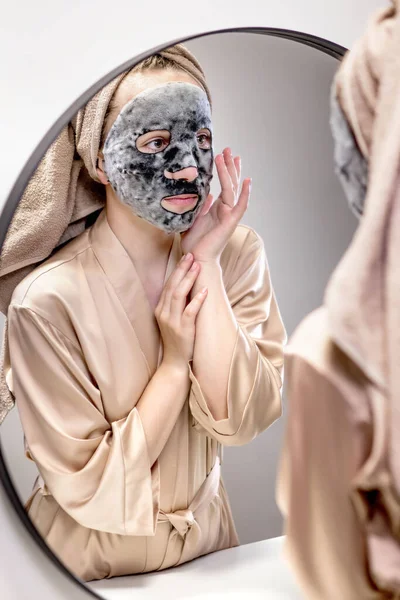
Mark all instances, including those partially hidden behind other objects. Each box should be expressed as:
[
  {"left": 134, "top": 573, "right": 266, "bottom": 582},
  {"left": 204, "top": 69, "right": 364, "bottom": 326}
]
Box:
[{"left": 164, "top": 166, "right": 198, "bottom": 182}]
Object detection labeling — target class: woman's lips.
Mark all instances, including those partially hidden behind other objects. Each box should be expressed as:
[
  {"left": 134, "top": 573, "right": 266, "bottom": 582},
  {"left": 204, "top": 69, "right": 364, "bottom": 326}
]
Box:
[
  {"left": 162, "top": 194, "right": 198, "bottom": 205},
  {"left": 161, "top": 194, "right": 199, "bottom": 214}
]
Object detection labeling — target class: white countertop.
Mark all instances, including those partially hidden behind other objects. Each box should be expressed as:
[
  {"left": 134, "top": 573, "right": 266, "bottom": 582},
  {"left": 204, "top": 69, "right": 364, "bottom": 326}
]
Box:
[{"left": 88, "top": 536, "right": 304, "bottom": 600}]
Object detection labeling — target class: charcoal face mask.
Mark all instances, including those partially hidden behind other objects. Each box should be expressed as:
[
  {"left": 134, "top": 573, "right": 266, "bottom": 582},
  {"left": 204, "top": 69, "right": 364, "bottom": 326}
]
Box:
[
  {"left": 330, "top": 90, "right": 369, "bottom": 220},
  {"left": 103, "top": 81, "right": 214, "bottom": 233}
]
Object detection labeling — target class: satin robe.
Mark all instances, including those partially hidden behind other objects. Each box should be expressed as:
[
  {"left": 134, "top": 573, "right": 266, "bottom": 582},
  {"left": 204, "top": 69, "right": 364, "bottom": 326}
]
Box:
[
  {"left": 277, "top": 307, "right": 400, "bottom": 600},
  {"left": 5, "top": 208, "right": 286, "bottom": 582}
]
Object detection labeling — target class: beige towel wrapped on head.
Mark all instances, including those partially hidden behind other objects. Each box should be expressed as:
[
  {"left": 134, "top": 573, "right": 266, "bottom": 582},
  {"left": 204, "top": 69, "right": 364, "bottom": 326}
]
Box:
[
  {"left": 327, "top": 0, "right": 400, "bottom": 501},
  {"left": 0, "top": 43, "right": 211, "bottom": 425},
  {"left": 325, "top": 0, "right": 400, "bottom": 591}
]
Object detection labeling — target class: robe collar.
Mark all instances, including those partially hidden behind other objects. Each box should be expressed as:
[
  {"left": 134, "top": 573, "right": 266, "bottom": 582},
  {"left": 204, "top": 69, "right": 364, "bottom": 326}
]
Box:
[{"left": 89, "top": 208, "right": 183, "bottom": 377}]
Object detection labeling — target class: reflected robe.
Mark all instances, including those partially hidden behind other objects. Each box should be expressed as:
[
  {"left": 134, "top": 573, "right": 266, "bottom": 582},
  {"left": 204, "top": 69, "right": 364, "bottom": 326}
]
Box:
[{"left": 4, "top": 208, "right": 285, "bottom": 582}]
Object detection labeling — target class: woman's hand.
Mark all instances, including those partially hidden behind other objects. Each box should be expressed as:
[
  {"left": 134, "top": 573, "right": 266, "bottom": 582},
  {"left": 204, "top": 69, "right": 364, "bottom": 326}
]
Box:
[
  {"left": 180, "top": 147, "right": 252, "bottom": 264},
  {"left": 155, "top": 252, "right": 208, "bottom": 371}
]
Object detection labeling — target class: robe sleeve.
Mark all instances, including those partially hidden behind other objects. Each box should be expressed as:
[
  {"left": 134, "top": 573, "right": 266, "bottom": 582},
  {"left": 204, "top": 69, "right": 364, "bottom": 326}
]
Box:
[
  {"left": 276, "top": 312, "right": 382, "bottom": 600},
  {"left": 7, "top": 303, "right": 160, "bottom": 537},
  {"left": 188, "top": 228, "right": 286, "bottom": 446}
]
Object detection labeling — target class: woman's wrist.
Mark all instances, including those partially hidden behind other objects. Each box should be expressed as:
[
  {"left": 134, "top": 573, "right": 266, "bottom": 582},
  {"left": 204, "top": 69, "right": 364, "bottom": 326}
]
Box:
[
  {"left": 192, "top": 257, "right": 221, "bottom": 270},
  {"left": 192, "top": 259, "right": 222, "bottom": 283},
  {"left": 160, "top": 356, "right": 190, "bottom": 379},
  {"left": 191, "top": 259, "right": 223, "bottom": 295}
]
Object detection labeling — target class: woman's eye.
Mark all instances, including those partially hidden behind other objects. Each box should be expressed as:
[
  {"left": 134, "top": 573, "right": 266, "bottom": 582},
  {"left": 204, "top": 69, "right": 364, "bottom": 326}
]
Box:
[
  {"left": 146, "top": 138, "right": 168, "bottom": 152},
  {"left": 197, "top": 134, "right": 211, "bottom": 149},
  {"left": 136, "top": 130, "right": 170, "bottom": 154}
]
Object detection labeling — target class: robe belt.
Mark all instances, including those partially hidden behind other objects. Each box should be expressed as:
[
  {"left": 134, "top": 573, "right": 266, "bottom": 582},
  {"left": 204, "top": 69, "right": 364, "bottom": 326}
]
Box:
[
  {"left": 156, "top": 456, "right": 221, "bottom": 568},
  {"left": 28, "top": 456, "right": 222, "bottom": 529},
  {"left": 158, "top": 456, "right": 221, "bottom": 537},
  {"left": 27, "top": 455, "right": 221, "bottom": 567}
]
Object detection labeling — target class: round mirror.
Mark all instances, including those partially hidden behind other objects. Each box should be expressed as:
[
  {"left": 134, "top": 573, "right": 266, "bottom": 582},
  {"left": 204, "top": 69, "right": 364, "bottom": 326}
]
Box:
[{"left": 0, "top": 28, "right": 351, "bottom": 600}]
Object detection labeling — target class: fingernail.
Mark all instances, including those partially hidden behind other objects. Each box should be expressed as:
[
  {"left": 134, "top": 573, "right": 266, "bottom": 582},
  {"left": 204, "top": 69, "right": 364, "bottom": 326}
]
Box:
[
  {"left": 180, "top": 254, "right": 186, "bottom": 263},
  {"left": 200, "top": 287, "right": 208, "bottom": 294},
  {"left": 185, "top": 252, "right": 192, "bottom": 261},
  {"left": 190, "top": 262, "right": 198, "bottom": 271}
]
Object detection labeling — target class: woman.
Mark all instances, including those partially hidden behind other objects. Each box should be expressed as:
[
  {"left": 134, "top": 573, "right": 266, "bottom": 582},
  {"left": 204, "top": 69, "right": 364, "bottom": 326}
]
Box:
[{"left": 5, "top": 47, "right": 286, "bottom": 581}]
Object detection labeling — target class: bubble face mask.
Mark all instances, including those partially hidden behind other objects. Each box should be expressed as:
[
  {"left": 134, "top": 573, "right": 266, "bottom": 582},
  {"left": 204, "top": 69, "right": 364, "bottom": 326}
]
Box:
[
  {"left": 330, "top": 90, "right": 368, "bottom": 219},
  {"left": 103, "top": 82, "right": 214, "bottom": 233}
]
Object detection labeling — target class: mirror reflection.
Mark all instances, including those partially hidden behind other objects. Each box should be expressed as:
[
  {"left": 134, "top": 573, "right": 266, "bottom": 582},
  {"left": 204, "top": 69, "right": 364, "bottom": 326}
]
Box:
[{"left": 0, "top": 31, "right": 354, "bottom": 597}]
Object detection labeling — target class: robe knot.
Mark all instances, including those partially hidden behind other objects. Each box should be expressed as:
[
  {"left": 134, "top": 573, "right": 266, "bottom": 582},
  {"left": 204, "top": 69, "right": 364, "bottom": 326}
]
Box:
[{"left": 165, "top": 509, "right": 196, "bottom": 538}]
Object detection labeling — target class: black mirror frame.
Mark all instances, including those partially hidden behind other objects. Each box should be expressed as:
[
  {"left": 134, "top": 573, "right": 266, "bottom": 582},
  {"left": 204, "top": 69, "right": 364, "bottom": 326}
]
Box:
[{"left": 0, "top": 26, "right": 345, "bottom": 599}]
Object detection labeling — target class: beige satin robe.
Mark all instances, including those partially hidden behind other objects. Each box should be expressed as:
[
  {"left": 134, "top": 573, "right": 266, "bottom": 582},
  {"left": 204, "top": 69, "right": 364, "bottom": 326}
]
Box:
[
  {"left": 4, "top": 208, "right": 285, "bottom": 582},
  {"left": 277, "top": 307, "right": 400, "bottom": 600}
]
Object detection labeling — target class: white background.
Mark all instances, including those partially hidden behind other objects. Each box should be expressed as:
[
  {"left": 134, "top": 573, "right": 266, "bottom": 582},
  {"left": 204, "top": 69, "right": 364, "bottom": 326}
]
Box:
[{"left": 0, "top": 1, "right": 384, "bottom": 599}]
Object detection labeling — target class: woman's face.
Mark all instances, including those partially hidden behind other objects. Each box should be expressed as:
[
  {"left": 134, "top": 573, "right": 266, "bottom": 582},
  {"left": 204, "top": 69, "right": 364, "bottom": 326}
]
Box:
[{"left": 101, "top": 70, "right": 214, "bottom": 234}]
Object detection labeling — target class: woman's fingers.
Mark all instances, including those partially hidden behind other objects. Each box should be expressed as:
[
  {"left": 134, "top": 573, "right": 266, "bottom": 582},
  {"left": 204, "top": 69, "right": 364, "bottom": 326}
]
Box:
[
  {"left": 215, "top": 153, "right": 235, "bottom": 207},
  {"left": 182, "top": 287, "right": 208, "bottom": 322},
  {"left": 232, "top": 177, "right": 251, "bottom": 219},
  {"left": 223, "top": 148, "right": 239, "bottom": 195},
  {"left": 234, "top": 156, "right": 241, "bottom": 185},
  {"left": 157, "top": 253, "right": 194, "bottom": 315},
  {"left": 169, "top": 260, "right": 201, "bottom": 319},
  {"left": 199, "top": 193, "right": 214, "bottom": 217}
]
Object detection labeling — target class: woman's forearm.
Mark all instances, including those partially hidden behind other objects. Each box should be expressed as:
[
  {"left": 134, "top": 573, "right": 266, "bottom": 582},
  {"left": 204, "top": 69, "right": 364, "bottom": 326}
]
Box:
[
  {"left": 190, "top": 261, "right": 238, "bottom": 421},
  {"left": 136, "top": 360, "right": 191, "bottom": 465}
]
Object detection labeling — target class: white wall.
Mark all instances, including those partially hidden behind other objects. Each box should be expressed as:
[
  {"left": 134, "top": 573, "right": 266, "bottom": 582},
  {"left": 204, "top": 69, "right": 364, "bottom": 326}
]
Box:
[{"left": 0, "top": 1, "right": 384, "bottom": 599}]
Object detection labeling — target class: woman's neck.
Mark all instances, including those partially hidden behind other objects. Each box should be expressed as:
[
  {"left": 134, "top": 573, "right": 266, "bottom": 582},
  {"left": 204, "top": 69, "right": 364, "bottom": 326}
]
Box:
[{"left": 105, "top": 192, "right": 174, "bottom": 267}]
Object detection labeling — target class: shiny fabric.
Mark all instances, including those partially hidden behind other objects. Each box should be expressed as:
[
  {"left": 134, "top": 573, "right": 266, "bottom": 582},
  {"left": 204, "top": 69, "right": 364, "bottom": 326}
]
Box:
[{"left": 5, "top": 208, "right": 285, "bottom": 582}]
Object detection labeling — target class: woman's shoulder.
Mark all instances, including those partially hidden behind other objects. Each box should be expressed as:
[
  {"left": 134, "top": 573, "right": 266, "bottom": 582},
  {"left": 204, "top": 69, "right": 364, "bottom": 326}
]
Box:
[
  {"left": 220, "top": 223, "right": 265, "bottom": 277},
  {"left": 227, "top": 223, "right": 264, "bottom": 253},
  {"left": 285, "top": 307, "right": 369, "bottom": 414},
  {"left": 10, "top": 229, "right": 92, "bottom": 317},
  {"left": 286, "top": 307, "right": 351, "bottom": 382}
]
